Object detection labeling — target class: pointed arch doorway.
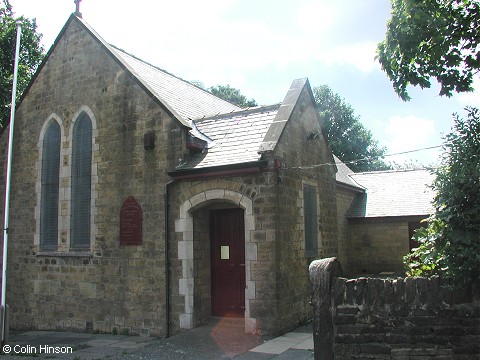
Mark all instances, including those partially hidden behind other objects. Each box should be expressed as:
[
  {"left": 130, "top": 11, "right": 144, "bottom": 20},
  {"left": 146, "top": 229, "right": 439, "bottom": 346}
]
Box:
[{"left": 210, "top": 208, "right": 245, "bottom": 317}]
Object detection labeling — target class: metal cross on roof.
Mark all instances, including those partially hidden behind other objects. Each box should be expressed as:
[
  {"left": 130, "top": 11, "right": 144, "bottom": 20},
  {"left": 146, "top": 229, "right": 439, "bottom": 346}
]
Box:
[{"left": 74, "top": 0, "right": 82, "bottom": 18}]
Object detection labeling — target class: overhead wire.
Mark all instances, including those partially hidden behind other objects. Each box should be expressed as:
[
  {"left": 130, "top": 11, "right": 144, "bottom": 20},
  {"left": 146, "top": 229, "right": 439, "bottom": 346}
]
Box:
[{"left": 291, "top": 144, "right": 445, "bottom": 170}]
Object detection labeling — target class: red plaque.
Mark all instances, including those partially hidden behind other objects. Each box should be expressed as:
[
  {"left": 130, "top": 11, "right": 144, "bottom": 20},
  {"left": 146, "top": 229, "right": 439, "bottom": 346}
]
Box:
[{"left": 120, "top": 196, "right": 142, "bottom": 245}]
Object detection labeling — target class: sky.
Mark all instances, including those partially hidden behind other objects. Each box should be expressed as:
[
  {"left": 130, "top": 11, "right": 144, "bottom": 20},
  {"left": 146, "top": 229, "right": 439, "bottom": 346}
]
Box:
[{"left": 9, "top": 0, "right": 480, "bottom": 168}]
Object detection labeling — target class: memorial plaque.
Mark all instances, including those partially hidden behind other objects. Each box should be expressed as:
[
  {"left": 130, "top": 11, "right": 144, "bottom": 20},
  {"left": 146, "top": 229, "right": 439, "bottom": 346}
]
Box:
[{"left": 120, "top": 196, "right": 142, "bottom": 245}]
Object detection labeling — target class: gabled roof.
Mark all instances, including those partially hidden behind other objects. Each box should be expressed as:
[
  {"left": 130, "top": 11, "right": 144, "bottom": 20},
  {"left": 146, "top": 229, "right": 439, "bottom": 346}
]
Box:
[
  {"left": 18, "top": 15, "right": 240, "bottom": 128},
  {"left": 111, "top": 46, "right": 241, "bottom": 120},
  {"left": 348, "top": 169, "right": 435, "bottom": 218},
  {"left": 171, "top": 78, "right": 320, "bottom": 176},
  {"left": 174, "top": 105, "right": 280, "bottom": 172},
  {"left": 258, "top": 78, "right": 313, "bottom": 154}
]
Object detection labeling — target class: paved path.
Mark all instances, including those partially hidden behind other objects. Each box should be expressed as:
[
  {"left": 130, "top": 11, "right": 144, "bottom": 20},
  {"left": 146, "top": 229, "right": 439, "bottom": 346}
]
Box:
[{"left": 1, "top": 321, "right": 313, "bottom": 359}]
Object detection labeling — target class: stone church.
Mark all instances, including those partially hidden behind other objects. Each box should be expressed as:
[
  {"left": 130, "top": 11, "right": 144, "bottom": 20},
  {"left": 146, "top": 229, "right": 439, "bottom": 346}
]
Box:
[{"left": 0, "top": 14, "right": 434, "bottom": 337}]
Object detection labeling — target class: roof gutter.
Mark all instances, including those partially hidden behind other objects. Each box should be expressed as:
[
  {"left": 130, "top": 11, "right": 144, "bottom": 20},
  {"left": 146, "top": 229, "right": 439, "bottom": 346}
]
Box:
[
  {"left": 335, "top": 180, "right": 365, "bottom": 193},
  {"left": 168, "top": 160, "right": 268, "bottom": 181},
  {"left": 347, "top": 215, "right": 430, "bottom": 222}
]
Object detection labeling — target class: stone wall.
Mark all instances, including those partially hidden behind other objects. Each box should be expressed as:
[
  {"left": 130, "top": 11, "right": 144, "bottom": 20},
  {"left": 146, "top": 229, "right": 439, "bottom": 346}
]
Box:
[
  {"left": 167, "top": 82, "right": 339, "bottom": 336},
  {"left": 335, "top": 186, "right": 357, "bottom": 276},
  {"left": 273, "top": 83, "right": 338, "bottom": 335},
  {"left": 168, "top": 177, "right": 264, "bottom": 334},
  {"left": 1, "top": 19, "right": 341, "bottom": 338},
  {"left": 310, "top": 258, "right": 480, "bottom": 360},
  {"left": 168, "top": 167, "right": 317, "bottom": 336},
  {"left": 348, "top": 217, "right": 424, "bottom": 275},
  {"left": 0, "top": 17, "right": 186, "bottom": 337}
]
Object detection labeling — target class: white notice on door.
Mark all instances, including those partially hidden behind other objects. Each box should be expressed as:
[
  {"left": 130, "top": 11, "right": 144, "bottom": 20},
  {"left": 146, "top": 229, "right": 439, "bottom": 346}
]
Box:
[{"left": 220, "top": 246, "right": 230, "bottom": 260}]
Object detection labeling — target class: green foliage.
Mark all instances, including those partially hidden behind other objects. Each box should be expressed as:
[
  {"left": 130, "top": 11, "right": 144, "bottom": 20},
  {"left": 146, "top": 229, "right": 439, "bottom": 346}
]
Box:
[
  {"left": 404, "top": 217, "right": 445, "bottom": 277},
  {"left": 189, "top": 80, "right": 205, "bottom": 89},
  {"left": 208, "top": 84, "right": 257, "bottom": 108},
  {"left": 313, "top": 84, "right": 391, "bottom": 172},
  {"left": 0, "top": 0, "right": 44, "bottom": 132},
  {"left": 377, "top": 0, "right": 480, "bottom": 101},
  {"left": 405, "top": 107, "right": 480, "bottom": 287}
]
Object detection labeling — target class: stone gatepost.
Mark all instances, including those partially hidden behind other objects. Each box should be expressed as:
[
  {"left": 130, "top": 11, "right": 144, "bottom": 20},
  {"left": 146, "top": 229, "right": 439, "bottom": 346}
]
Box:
[{"left": 309, "top": 257, "right": 342, "bottom": 360}]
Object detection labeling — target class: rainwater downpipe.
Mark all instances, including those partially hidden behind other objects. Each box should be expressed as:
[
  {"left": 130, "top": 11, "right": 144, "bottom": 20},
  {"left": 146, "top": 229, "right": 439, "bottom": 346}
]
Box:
[{"left": 164, "top": 179, "right": 174, "bottom": 338}]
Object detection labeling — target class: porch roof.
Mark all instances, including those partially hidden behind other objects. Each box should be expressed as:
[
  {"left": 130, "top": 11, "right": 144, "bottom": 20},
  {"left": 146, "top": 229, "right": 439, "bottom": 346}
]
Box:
[{"left": 174, "top": 105, "right": 280, "bottom": 171}]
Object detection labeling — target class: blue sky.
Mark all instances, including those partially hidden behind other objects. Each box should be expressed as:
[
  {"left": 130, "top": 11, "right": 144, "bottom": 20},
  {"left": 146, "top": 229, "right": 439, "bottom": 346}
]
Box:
[{"left": 10, "top": 0, "right": 479, "bottom": 167}]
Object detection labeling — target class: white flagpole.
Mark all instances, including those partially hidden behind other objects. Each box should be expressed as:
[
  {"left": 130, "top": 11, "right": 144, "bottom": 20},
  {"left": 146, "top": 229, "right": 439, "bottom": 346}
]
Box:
[{"left": 2, "top": 21, "right": 22, "bottom": 341}]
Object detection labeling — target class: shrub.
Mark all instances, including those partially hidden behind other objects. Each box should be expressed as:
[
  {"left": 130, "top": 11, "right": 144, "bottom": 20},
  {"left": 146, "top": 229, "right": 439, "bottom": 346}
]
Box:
[{"left": 404, "top": 107, "right": 480, "bottom": 287}]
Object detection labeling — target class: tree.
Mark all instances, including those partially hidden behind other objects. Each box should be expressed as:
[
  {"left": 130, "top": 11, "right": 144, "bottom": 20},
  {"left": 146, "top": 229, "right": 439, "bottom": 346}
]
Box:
[
  {"left": 404, "top": 107, "right": 480, "bottom": 287},
  {"left": 0, "top": 0, "right": 44, "bottom": 132},
  {"left": 189, "top": 80, "right": 206, "bottom": 89},
  {"left": 208, "top": 84, "right": 257, "bottom": 108},
  {"left": 313, "top": 85, "right": 391, "bottom": 172},
  {"left": 377, "top": 0, "right": 480, "bottom": 101}
]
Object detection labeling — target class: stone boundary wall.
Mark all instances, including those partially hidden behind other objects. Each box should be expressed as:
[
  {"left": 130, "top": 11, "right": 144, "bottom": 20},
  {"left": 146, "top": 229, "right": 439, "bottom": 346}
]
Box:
[{"left": 310, "top": 258, "right": 480, "bottom": 360}]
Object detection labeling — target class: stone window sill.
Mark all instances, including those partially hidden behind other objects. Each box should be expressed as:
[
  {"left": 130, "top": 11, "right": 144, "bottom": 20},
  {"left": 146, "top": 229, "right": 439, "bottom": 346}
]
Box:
[{"left": 36, "top": 251, "right": 92, "bottom": 258}]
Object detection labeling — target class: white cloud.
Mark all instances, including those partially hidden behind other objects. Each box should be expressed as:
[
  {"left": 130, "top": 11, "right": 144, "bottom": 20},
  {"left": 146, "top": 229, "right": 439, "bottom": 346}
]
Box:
[
  {"left": 318, "top": 42, "right": 379, "bottom": 72},
  {"left": 458, "top": 76, "right": 480, "bottom": 107},
  {"left": 11, "top": 0, "right": 376, "bottom": 84},
  {"left": 296, "top": 2, "right": 334, "bottom": 34},
  {"left": 77, "top": 0, "right": 314, "bottom": 84},
  {"left": 384, "top": 115, "right": 439, "bottom": 165}
]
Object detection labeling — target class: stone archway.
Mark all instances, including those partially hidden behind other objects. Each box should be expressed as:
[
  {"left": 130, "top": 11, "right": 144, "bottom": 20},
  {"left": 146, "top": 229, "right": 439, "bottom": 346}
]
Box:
[{"left": 174, "top": 189, "right": 258, "bottom": 334}]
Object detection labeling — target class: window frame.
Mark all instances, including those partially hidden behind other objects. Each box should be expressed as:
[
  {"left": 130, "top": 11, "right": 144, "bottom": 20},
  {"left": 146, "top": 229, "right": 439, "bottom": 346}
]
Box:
[
  {"left": 39, "top": 120, "right": 61, "bottom": 250},
  {"left": 303, "top": 183, "right": 318, "bottom": 258},
  {"left": 35, "top": 107, "right": 97, "bottom": 254},
  {"left": 70, "top": 112, "right": 93, "bottom": 250}
]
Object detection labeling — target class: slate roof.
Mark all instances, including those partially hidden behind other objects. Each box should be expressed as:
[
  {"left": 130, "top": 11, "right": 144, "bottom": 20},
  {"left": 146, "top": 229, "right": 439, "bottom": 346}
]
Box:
[
  {"left": 348, "top": 169, "right": 435, "bottom": 218},
  {"left": 333, "top": 155, "right": 364, "bottom": 191},
  {"left": 111, "top": 46, "right": 240, "bottom": 120},
  {"left": 25, "top": 15, "right": 300, "bottom": 174},
  {"left": 175, "top": 105, "right": 280, "bottom": 171},
  {"left": 24, "top": 15, "right": 240, "bottom": 128}
]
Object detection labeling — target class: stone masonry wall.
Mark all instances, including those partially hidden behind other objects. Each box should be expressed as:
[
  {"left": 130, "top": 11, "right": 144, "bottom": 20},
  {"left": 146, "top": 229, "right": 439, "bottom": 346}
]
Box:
[
  {"left": 310, "top": 258, "right": 480, "bottom": 360},
  {"left": 0, "top": 17, "right": 185, "bottom": 337},
  {"left": 167, "top": 82, "right": 340, "bottom": 336},
  {"left": 348, "top": 219, "right": 412, "bottom": 275},
  {"left": 333, "top": 276, "right": 480, "bottom": 359},
  {"left": 273, "top": 84, "right": 338, "bottom": 335},
  {"left": 335, "top": 186, "right": 357, "bottom": 276},
  {"left": 168, "top": 174, "right": 279, "bottom": 335}
]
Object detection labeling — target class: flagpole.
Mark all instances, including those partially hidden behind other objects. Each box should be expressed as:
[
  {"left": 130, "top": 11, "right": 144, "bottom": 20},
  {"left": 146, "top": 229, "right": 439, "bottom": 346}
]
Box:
[{"left": 2, "top": 21, "right": 22, "bottom": 342}]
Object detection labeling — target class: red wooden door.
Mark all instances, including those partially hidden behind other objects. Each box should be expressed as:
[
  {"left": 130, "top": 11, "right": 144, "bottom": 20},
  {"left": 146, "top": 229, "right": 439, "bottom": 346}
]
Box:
[{"left": 211, "top": 209, "right": 245, "bottom": 317}]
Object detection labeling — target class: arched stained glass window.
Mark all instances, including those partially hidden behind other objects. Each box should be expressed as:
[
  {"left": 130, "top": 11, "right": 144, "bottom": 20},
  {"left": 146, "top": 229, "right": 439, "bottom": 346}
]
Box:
[
  {"left": 40, "top": 121, "right": 61, "bottom": 250},
  {"left": 70, "top": 112, "right": 92, "bottom": 249}
]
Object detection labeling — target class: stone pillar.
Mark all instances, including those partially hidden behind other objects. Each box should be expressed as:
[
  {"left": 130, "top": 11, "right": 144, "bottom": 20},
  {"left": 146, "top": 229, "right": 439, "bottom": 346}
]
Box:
[{"left": 309, "top": 257, "right": 342, "bottom": 360}]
